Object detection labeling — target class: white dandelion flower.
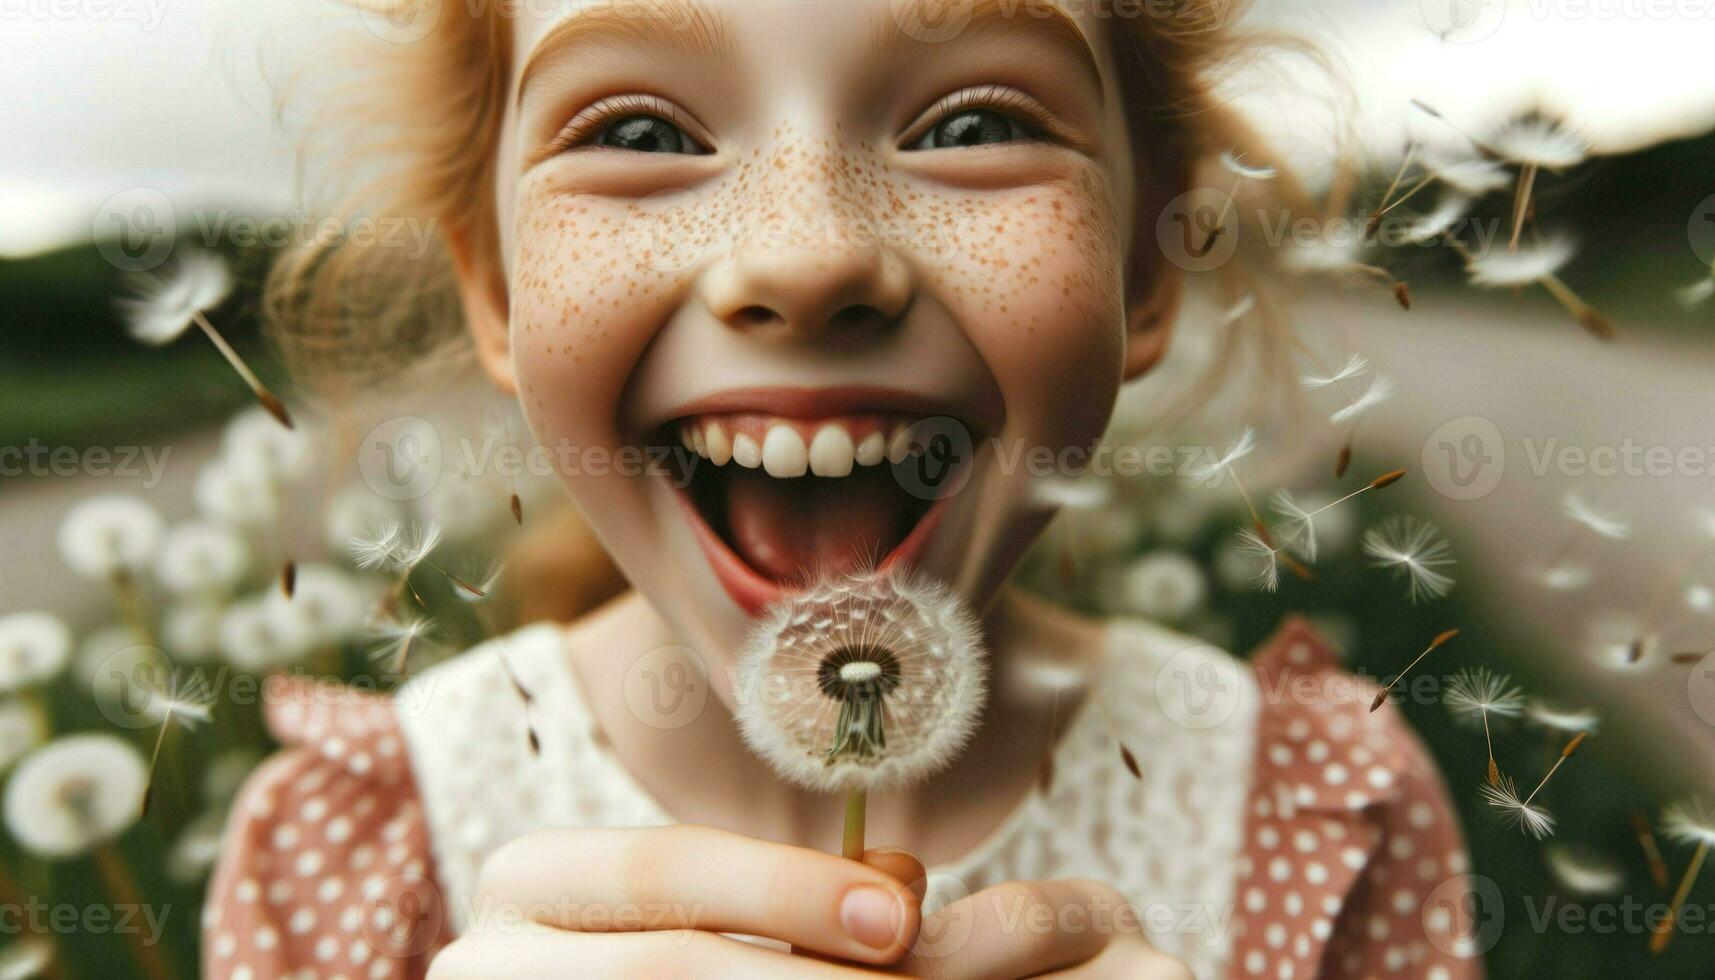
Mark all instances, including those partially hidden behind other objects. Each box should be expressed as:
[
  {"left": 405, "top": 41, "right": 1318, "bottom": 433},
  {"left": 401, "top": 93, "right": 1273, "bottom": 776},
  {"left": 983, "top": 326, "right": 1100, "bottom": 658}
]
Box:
[
  {"left": 1526, "top": 701, "right": 1599, "bottom": 734},
  {"left": 1677, "top": 278, "right": 1715, "bottom": 309},
  {"left": 161, "top": 601, "right": 225, "bottom": 664},
  {"left": 194, "top": 459, "right": 280, "bottom": 529},
  {"left": 222, "top": 408, "right": 314, "bottom": 485},
  {"left": 1234, "top": 527, "right": 1283, "bottom": 593},
  {"left": 1329, "top": 374, "right": 1396, "bottom": 426},
  {"left": 1563, "top": 492, "right": 1629, "bottom": 540},
  {"left": 155, "top": 521, "right": 249, "bottom": 596},
  {"left": 1299, "top": 354, "right": 1369, "bottom": 390},
  {"left": 1446, "top": 667, "right": 1526, "bottom": 725},
  {"left": 3, "top": 734, "right": 147, "bottom": 857},
  {"left": 1545, "top": 845, "right": 1625, "bottom": 895},
  {"left": 120, "top": 250, "right": 233, "bottom": 345},
  {"left": 1187, "top": 427, "right": 1256, "bottom": 486},
  {"left": 1663, "top": 798, "right": 1715, "bottom": 848},
  {"left": 1363, "top": 517, "right": 1456, "bottom": 601},
  {"left": 351, "top": 520, "right": 442, "bottom": 572},
  {"left": 216, "top": 598, "right": 295, "bottom": 671},
  {"left": 0, "top": 937, "right": 55, "bottom": 980},
  {"left": 1481, "top": 774, "right": 1556, "bottom": 839},
  {"left": 1466, "top": 236, "right": 1577, "bottom": 287},
  {"left": 734, "top": 570, "right": 987, "bottom": 795},
  {"left": 1219, "top": 151, "right": 1277, "bottom": 181},
  {"left": 76, "top": 629, "right": 170, "bottom": 714},
  {"left": 1487, "top": 116, "right": 1588, "bottom": 169},
  {"left": 166, "top": 808, "right": 226, "bottom": 885},
  {"left": 1114, "top": 552, "right": 1207, "bottom": 622},
  {"left": 0, "top": 701, "right": 43, "bottom": 774},
  {"left": 56, "top": 495, "right": 164, "bottom": 580},
  {"left": 0, "top": 613, "right": 71, "bottom": 692}
]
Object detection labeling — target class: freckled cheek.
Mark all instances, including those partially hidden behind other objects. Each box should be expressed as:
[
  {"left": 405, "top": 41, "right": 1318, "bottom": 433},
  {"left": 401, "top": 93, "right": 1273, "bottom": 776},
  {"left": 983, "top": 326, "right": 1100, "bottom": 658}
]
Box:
[
  {"left": 506, "top": 188, "right": 684, "bottom": 447},
  {"left": 929, "top": 189, "right": 1125, "bottom": 448}
]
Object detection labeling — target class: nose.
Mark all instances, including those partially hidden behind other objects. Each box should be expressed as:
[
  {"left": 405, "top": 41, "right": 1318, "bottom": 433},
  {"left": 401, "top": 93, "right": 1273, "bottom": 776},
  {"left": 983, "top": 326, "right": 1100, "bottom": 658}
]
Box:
[{"left": 699, "top": 193, "right": 913, "bottom": 337}]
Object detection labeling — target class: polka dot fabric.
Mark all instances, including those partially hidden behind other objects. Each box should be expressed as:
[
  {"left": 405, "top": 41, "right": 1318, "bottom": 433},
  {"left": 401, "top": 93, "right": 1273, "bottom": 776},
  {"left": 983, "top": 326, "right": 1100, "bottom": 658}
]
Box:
[
  {"left": 204, "top": 676, "right": 448, "bottom": 979},
  {"left": 206, "top": 618, "right": 1480, "bottom": 978},
  {"left": 1229, "top": 618, "right": 1481, "bottom": 980}
]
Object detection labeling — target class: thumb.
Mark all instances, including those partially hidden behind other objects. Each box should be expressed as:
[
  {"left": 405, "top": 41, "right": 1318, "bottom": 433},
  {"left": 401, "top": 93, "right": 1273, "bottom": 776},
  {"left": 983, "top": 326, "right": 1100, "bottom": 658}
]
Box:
[{"left": 862, "top": 847, "right": 928, "bottom": 904}]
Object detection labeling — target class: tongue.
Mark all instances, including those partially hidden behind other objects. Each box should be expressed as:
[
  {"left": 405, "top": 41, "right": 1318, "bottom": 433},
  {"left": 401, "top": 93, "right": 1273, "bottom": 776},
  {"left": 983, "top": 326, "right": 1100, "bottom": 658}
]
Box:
[{"left": 725, "top": 467, "right": 909, "bottom": 582}]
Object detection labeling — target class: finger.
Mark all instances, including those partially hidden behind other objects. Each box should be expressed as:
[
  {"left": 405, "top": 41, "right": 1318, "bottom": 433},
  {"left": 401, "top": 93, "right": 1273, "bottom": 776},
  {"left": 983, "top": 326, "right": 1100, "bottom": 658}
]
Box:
[
  {"left": 474, "top": 825, "right": 920, "bottom": 964},
  {"left": 900, "top": 878, "right": 1139, "bottom": 980},
  {"left": 430, "top": 923, "right": 880, "bottom": 980},
  {"left": 862, "top": 848, "right": 927, "bottom": 903},
  {"left": 1034, "top": 935, "right": 1192, "bottom": 980}
]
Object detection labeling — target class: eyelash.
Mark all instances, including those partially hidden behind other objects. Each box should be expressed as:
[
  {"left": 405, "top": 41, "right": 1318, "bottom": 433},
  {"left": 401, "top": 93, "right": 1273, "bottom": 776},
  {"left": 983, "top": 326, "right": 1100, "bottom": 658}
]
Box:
[
  {"left": 903, "top": 85, "right": 1068, "bottom": 150},
  {"left": 547, "top": 93, "right": 702, "bottom": 154}
]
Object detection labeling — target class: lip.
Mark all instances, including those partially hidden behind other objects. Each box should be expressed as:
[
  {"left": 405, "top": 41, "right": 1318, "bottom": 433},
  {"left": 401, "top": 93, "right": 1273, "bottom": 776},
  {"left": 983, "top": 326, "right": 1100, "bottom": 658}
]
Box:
[
  {"left": 650, "top": 385, "right": 998, "bottom": 433},
  {"left": 670, "top": 468, "right": 954, "bottom": 617}
]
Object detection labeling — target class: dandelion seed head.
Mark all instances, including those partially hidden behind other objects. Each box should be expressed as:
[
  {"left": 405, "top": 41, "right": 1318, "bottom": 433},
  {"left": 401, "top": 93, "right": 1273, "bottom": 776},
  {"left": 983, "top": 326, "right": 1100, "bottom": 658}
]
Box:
[
  {"left": 56, "top": 494, "right": 165, "bottom": 580},
  {"left": 734, "top": 569, "right": 986, "bottom": 794},
  {"left": 2, "top": 734, "right": 147, "bottom": 857},
  {"left": 1114, "top": 551, "right": 1207, "bottom": 622}
]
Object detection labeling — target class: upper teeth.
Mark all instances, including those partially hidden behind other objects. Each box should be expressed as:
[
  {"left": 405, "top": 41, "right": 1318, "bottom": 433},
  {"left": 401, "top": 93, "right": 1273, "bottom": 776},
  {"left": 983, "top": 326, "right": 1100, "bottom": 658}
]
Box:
[{"left": 678, "top": 419, "right": 906, "bottom": 477}]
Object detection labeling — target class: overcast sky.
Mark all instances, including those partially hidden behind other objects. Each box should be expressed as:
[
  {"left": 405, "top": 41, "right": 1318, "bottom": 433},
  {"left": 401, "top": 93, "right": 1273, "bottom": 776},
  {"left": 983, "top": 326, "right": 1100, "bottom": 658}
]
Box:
[{"left": 4, "top": 0, "right": 1714, "bottom": 257}]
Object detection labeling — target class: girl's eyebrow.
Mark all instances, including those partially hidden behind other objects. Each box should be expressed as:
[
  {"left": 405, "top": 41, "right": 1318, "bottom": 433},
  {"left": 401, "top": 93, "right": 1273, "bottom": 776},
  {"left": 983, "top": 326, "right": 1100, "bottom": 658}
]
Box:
[
  {"left": 875, "top": 0, "right": 1105, "bottom": 98},
  {"left": 517, "top": 0, "right": 738, "bottom": 107}
]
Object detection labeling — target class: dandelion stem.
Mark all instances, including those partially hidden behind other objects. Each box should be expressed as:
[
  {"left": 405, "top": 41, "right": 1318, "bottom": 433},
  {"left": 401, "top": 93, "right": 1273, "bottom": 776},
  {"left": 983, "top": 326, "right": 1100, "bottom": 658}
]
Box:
[
  {"left": 1521, "top": 732, "right": 1586, "bottom": 808},
  {"left": 842, "top": 789, "right": 867, "bottom": 861},
  {"left": 1376, "top": 143, "right": 1420, "bottom": 213},
  {"left": 193, "top": 313, "right": 294, "bottom": 428},
  {"left": 1633, "top": 812, "right": 1672, "bottom": 889},
  {"left": 1652, "top": 840, "right": 1709, "bottom": 953},
  {"left": 140, "top": 705, "right": 175, "bottom": 818},
  {"left": 93, "top": 845, "right": 173, "bottom": 980},
  {"left": 1510, "top": 164, "right": 1538, "bottom": 251}
]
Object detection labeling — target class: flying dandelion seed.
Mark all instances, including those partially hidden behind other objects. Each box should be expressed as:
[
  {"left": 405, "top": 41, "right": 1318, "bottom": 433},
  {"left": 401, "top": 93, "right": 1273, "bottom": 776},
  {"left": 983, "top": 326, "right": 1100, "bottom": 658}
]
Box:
[
  {"left": 1371, "top": 628, "right": 1459, "bottom": 712},
  {"left": 1466, "top": 236, "right": 1577, "bottom": 287},
  {"left": 734, "top": 569, "right": 986, "bottom": 859},
  {"left": 1563, "top": 493, "right": 1630, "bottom": 540},
  {"left": 1526, "top": 701, "right": 1599, "bottom": 734},
  {"left": 1363, "top": 517, "right": 1455, "bottom": 601},
  {"left": 1545, "top": 845, "right": 1625, "bottom": 895},
  {"left": 1329, "top": 374, "right": 1396, "bottom": 426},
  {"left": 1187, "top": 427, "right": 1256, "bottom": 486},
  {"left": 140, "top": 674, "right": 214, "bottom": 817},
  {"left": 351, "top": 521, "right": 441, "bottom": 572},
  {"left": 1401, "top": 194, "right": 1472, "bottom": 244},
  {"left": 121, "top": 250, "right": 293, "bottom": 428},
  {"left": 368, "top": 617, "right": 436, "bottom": 676},
  {"left": 1299, "top": 354, "right": 1369, "bottom": 390},
  {"left": 1653, "top": 798, "right": 1715, "bottom": 953},
  {"left": 1481, "top": 774, "right": 1556, "bottom": 839},
  {"left": 1219, "top": 151, "right": 1277, "bottom": 182},
  {"left": 1447, "top": 666, "right": 1524, "bottom": 784},
  {"left": 1425, "top": 155, "right": 1512, "bottom": 196},
  {"left": 1234, "top": 527, "right": 1283, "bottom": 593}
]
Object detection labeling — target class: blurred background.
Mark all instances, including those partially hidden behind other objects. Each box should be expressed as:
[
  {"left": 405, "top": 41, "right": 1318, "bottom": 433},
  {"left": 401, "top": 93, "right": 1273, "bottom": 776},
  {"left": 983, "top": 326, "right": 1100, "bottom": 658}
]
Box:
[{"left": 5, "top": 0, "right": 1715, "bottom": 977}]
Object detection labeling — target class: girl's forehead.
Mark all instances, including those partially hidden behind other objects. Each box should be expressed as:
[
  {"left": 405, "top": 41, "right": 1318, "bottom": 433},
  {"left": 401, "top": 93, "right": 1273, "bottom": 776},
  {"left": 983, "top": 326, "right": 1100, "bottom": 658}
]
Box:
[{"left": 509, "top": 0, "right": 1111, "bottom": 95}]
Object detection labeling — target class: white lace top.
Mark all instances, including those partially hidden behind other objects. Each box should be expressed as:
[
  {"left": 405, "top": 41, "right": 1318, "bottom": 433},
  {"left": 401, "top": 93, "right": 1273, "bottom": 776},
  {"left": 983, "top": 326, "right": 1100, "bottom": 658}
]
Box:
[{"left": 204, "top": 616, "right": 1483, "bottom": 980}]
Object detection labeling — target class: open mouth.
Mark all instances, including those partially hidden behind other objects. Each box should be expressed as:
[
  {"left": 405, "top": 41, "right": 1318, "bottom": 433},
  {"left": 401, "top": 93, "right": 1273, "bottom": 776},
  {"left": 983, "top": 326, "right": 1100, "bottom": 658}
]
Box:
[{"left": 662, "top": 412, "right": 960, "bottom": 614}]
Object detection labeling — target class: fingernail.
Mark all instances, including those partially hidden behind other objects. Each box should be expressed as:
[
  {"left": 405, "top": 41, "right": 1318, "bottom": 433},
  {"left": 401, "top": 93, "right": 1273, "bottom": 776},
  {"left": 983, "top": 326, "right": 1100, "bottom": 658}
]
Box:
[{"left": 840, "top": 885, "right": 901, "bottom": 950}]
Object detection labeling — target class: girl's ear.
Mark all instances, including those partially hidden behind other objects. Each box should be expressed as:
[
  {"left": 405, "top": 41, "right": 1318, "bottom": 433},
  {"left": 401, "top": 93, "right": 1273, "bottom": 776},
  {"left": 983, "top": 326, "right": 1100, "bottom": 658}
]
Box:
[
  {"left": 448, "top": 227, "right": 515, "bottom": 394},
  {"left": 1122, "top": 263, "right": 1182, "bottom": 381}
]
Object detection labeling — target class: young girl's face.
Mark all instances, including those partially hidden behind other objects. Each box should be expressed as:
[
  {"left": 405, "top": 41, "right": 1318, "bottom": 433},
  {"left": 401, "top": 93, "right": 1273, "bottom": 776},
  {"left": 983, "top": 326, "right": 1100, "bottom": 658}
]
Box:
[{"left": 471, "top": 0, "right": 1168, "bottom": 665}]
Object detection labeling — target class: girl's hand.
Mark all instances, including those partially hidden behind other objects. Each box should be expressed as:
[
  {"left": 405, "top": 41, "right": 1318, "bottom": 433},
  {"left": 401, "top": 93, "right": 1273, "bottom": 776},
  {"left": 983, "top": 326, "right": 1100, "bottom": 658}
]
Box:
[
  {"left": 899, "top": 878, "right": 1193, "bottom": 980},
  {"left": 426, "top": 824, "right": 922, "bottom": 978}
]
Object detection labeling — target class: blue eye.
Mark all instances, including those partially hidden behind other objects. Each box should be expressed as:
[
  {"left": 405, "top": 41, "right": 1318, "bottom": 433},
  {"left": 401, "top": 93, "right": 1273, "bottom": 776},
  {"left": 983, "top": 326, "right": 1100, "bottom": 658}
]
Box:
[
  {"left": 911, "top": 109, "right": 1031, "bottom": 150},
  {"left": 596, "top": 115, "right": 707, "bottom": 154}
]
